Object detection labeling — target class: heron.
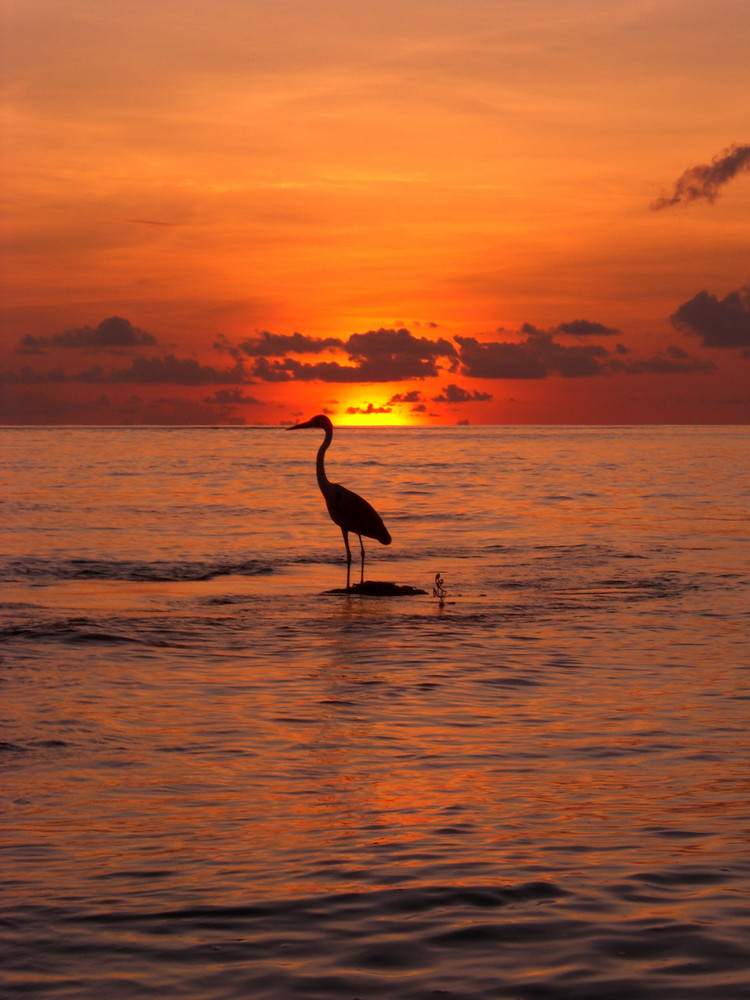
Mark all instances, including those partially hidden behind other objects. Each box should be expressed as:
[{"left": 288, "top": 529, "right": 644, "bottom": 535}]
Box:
[{"left": 288, "top": 414, "right": 391, "bottom": 589}]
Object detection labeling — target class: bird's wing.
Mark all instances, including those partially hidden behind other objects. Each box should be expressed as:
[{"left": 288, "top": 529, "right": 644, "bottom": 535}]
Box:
[{"left": 326, "top": 483, "right": 391, "bottom": 544}]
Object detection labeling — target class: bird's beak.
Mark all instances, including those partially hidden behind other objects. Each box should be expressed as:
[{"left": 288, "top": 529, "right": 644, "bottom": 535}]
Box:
[{"left": 287, "top": 419, "right": 312, "bottom": 430}]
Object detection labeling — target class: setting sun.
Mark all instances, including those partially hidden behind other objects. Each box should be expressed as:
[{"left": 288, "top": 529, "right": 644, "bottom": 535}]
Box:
[{"left": 327, "top": 386, "right": 426, "bottom": 426}]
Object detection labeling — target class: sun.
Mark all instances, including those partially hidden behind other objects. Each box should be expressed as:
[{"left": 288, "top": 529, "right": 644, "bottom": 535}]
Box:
[
  {"left": 340, "top": 410, "right": 412, "bottom": 427},
  {"left": 333, "top": 388, "right": 424, "bottom": 426}
]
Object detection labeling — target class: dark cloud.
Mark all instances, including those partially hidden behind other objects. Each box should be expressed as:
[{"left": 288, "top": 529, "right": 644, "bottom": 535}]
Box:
[
  {"left": 455, "top": 335, "right": 545, "bottom": 380},
  {"left": 2, "top": 355, "right": 251, "bottom": 385},
  {"left": 251, "top": 358, "right": 299, "bottom": 381},
  {"left": 212, "top": 334, "right": 243, "bottom": 361},
  {"left": 0, "top": 384, "right": 253, "bottom": 425},
  {"left": 0, "top": 389, "right": 91, "bottom": 423},
  {"left": 388, "top": 390, "right": 424, "bottom": 404},
  {"left": 455, "top": 324, "right": 716, "bottom": 380},
  {"left": 456, "top": 330, "right": 610, "bottom": 379},
  {"left": 651, "top": 143, "right": 750, "bottom": 210},
  {"left": 248, "top": 357, "right": 352, "bottom": 382},
  {"left": 144, "top": 395, "right": 248, "bottom": 425},
  {"left": 202, "top": 388, "right": 263, "bottom": 406},
  {"left": 98, "top": 355, "right": 250, "bottom": 385},
  {"left": 349, "top": 355, "right": 442, "bottom": 381},
  {"left": 345, "top": 403, "right": 393, "bottom": 415},
  {"left": 249, "top": 356, "right": 402, "bottom": 383},
  {"left": 249, "top": 327, "right": 457, "bottom": 382},
  {"left": 2, "top": 365, "right": 68, "bottom": 384},
  {"left": 228, "top": 326, "right": 457, "bottom": 383},
  {"left": 671, "top": 287, "right": 750, "bottom": 349},
  {"left": 237, "top": 331, "right": 342, "bottom": 356},
  {"left": 343, "top": 327, "right": 458, "bottom": 380},
  {"left": 14, "top": 339, "right": 46, "bottom": 356},
  {"left": 609, "top": 351, "right": 715, "bottom": 375},
  {"left": 346, "top": 327, "right": 457, "bottom": 366},
  {"left": 18, "top": 316, "right": 157, "bottom": 352},
  {"left": 555, "top": 319, "right": 620, "bottom": 337},
  {"left": 432, "top": 383, "right": 493, "bottom": 403}
]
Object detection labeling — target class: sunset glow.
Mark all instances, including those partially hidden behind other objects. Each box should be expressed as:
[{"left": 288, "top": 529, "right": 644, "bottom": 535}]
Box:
[{"left": 2, "top": 0, "right": 749, "bottom": 424}]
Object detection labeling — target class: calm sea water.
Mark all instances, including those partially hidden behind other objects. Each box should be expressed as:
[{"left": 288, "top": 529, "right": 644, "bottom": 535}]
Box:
[{"left": 2, "top": 425, "right": 749, "bottom": 1000}]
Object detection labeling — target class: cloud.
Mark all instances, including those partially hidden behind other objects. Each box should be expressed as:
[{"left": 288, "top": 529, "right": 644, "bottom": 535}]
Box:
[
  {"left": 212, "top": 334, "right": 243, "bottom": 361},
  {"left": 387, "top": 389, "right": 424, "bottom": 404},
  {"left": 144, "top": 395, "right": 249, "bottom": 425},
  {"left": 18, "top": 316, "right": 157, "bottom": 352},
  {"left": 454, "top": 324, "right": 716, "bottom": 380},
  {"left": 236, "top": 331, "right": 342, "bottom": 356},
  {"left": 455, "top": 335, "right": 545, "bottom": 380},
  {"left": 555, "top": 319, "right": 620, "bottom": 337},
  {"left": 665, "top": 345, "right": 688, "bottom": 359},
  {"left": 2, "top": 354, "right": 251, "bottom": 385},
  {"left": 98, "top": 355, "right": 250, "bottom": 385},
  {"left": 248, "top": 327, "right": 458, "bottom": 382},
  {"left": 249, "top": 357, "right": 352, "bottom": 382},
  {"left": 609, "top": 350, "right": 716, "bottom": 375},
  {"left": 345, "top": 403, "right": 393, "bottom": 415},
  {"left": 2, "top": 366, "right": 69, "bottom": 384},
  {"left": 651, "top": 143, "right": 750, "bottom": 210},
  {"left": 432, "top": 383, "right": 493, "bottom": 403},
  {"left": 342, "top": 327, "right": 458, "bottom": 380},
  {"left": 0, "top": 389, "right": 93, "bottom": 423},
  {"left": 456, "top": 328, "right": 610, "bottom": 379},
  {"left": 671, "top": 286, "right": 750, "bottom": 349},
  {"left": 202, "top": 388, "right": 263, "bottom": 406},
  {"left": 346, "top": 327, "right": 458, "bottom": 368}
]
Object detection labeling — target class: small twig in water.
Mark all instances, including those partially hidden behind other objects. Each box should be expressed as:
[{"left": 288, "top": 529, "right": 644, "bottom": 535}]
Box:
[{"left": 433, "top": 571, "right": 447, "bottom": 607}]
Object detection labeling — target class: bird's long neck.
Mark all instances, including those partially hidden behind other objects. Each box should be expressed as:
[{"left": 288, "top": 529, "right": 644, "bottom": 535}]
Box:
[{"left": 316, "top": 424, "right": 333, "bottom": 493}]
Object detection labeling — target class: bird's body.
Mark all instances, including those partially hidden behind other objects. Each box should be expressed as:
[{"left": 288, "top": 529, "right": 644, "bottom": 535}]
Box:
[{"left": 288, "top": 414, "right": 391, "bottom": 589}]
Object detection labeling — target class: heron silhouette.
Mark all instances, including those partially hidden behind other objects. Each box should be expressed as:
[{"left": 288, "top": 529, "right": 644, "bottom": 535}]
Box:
[{"left": 288, "top": 414, "right": 391, "bottom": 589}]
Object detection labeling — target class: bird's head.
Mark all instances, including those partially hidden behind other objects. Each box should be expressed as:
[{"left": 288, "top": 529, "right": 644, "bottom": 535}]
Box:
[{"left": 287, "top": 414, "right": 333, "bottom": 432}]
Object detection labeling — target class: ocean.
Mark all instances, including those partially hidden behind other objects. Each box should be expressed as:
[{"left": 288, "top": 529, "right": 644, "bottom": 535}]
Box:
[{"left": 2, "top": 424, "right": 749, "bottom": 999}]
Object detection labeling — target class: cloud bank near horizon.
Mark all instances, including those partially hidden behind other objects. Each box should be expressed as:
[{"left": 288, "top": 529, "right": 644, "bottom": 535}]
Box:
[{"left": 5, "top": 293, "right": 738, "bottom": 393}]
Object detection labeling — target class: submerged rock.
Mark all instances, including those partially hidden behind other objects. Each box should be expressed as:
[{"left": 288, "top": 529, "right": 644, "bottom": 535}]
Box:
[{"left": 324, "top": 580, "right": 427, "bottom": 596}]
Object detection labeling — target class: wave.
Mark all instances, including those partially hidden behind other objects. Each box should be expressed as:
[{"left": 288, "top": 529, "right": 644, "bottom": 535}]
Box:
[
  {"left": 21, "top": 877, "right": 748, "bottom": 1000},
  {"left": 0, "top": 617, "right": 158, "bottom": 646},
  {"left": 0, "top": 612, "right": 220, "bottom": 649},
  {"left": 0, "top": 556, "right": 274, "bottom": 584}
]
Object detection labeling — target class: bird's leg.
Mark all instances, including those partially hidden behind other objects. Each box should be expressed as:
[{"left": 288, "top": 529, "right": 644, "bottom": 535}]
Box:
[
  {"left": 358, "top": 534, "right": 365, "bottom": 586},
  {"left": 341, "top": 527, "right": 352, "bottom": 590}
]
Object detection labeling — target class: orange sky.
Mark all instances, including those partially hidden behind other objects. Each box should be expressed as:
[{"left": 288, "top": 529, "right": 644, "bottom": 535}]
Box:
[{"left": 2, "top": 0, "right": 749, "bottom": 424}]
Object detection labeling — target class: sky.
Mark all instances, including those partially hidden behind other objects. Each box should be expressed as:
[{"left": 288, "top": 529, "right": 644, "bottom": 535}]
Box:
[{"left": 2, "top": 0, "right": 750, "bottom": 425}]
